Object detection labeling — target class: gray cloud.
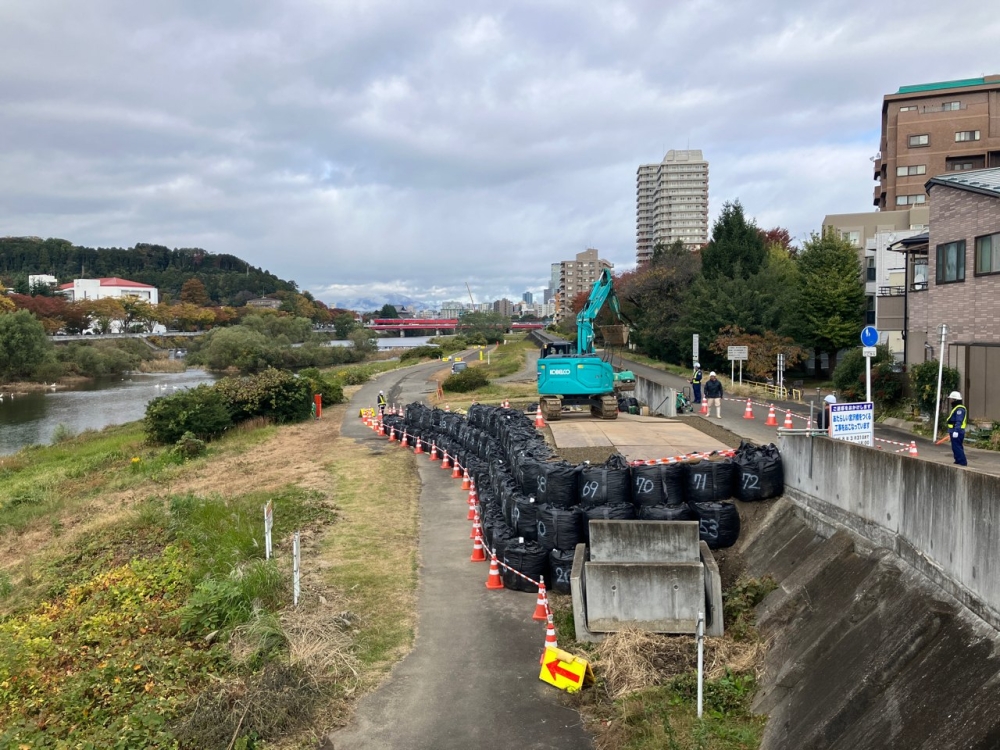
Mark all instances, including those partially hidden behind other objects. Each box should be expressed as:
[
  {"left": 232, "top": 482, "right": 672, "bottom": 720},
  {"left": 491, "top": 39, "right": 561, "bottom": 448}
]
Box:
[{"left": 2, "top": 0, "right": 999, "bottom": 305}]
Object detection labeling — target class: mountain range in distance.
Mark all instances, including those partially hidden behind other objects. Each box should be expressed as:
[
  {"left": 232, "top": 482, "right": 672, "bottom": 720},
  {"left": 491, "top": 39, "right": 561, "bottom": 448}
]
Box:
[{"left": 329, "top": 293, "right": 429, "bottom": 313}]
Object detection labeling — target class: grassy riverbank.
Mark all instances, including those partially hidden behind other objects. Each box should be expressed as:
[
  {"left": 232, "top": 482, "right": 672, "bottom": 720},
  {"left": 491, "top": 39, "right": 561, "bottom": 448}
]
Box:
[{"left": 0, "top": 403, "right": 420, "bottom": 748}]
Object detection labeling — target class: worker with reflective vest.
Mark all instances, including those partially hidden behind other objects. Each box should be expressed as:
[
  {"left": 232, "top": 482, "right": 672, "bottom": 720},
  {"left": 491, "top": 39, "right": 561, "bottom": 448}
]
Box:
[
  {"left": 377, "top": 390, "right": 387, "bottom": 416},
  {"left": 690, "top": 362, "right": 703, "bottom": 404},
  {"left": 945, "top": 391, "right": 968, "bottom": 466}
]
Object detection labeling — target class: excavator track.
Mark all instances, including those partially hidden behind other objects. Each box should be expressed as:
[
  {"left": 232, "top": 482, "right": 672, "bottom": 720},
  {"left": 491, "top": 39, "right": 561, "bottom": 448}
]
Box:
[
  {"left": 540, "top": 396, "right": 563, "bottom": 422},
  {"left": 592, "top": 394, "right": 619, "bottom": 420}
]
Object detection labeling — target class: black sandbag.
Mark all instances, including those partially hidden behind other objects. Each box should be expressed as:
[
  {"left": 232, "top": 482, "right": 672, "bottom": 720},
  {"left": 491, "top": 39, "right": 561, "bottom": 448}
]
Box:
[
  {"left": 536, "top": 462, "right": 580, "bottom": 507},
  {"left": 734, "top": 441, "right": 784, "bottom": 501},
  {"left": 578, "top": 454, "right": 631, "bottom": 507},
  {"left": 583, "top": 503, "right": 636, "bottom": 543},
  {"left": 686, "top": 459, "right": 736, "bottom": 502},
  {"left": 511, "top": 496, "right": 540, "bottom": 542},
  {"left": 547, "top": 548, "right": 576, "bottom": 594},
  {"left": 631, "top": 464, "right": 666, "bottom": 507},
  {"left": 536, "top": 505, "right": 584, "bottom": 552},
  {"left": 501, "top": 539, "right": 547, "bottom": 593},
  {"left": 660, "top": 462, "right": 687, "bottom": 504},
  {"left": 689, "top": 500, "right": 741, "bottom": 549},
  {"left": 639, "top": 503, "right": 694, "bottom": 521}
]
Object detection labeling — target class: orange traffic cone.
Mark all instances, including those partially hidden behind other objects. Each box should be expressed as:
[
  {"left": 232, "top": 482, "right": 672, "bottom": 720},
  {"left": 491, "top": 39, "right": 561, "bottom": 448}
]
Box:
[
  {"left": 806, "top": 417, "right": 813, "bottom": 430},
  {"left": 743, "top": 398, "right": 755, "bottom": 419},
  {"left": 470, "top": 516, "right": 486, "bottom": 562},
  {"left": 461, "top": 468, "right": 471, "bottom": 490},
  {"left": 414, "top": 437, "right": 424, "bottom": 454},
  {"left": 388, "top": 427, "right": 397, "bottom": 442},
  {"left": 765, "top": 404, "right": 778, "bottom": 426},
  {"left": 783, "top": 410, "right": 794, "bottom": 429},
  {"left": 700, "top": 399, "right": 709, "bottom": 415},
  {"left": 540, "top": 612, "right": 558, "bottom": 662},
  {"left": 470, "top": 507, "right": 478, "bottom": 539},
  {"left": 451, "top": 460, "right": 462, "bottom": 479},
  {"left": 467, "top": 485, "right": 477, "bottom": 521},
  {"left": 440, "top": 450, "right": 450, "bottom": 469},
  {"left": 535, "top": 405, "right": 546, "bottom": 428},
  {"left": 445, "top": 404, "right": 450, "bottom": 412},
  {"left": 532, "top": 577, "right": 550, "bottom": 621},
  {"left": 909, "top": 440, "right": 919, "bottom": 457},
  {"left": 378, "top": 420, "right": 385, "bottom": 436},
  {"left": 401, "top": 431, "right": 409, "bottom": 448},
  {"left": 486, "top": 552, "right": 504, "bottom": 589},
  {"left": 429, "top": 442, "right": 437, "bottom": 460}
]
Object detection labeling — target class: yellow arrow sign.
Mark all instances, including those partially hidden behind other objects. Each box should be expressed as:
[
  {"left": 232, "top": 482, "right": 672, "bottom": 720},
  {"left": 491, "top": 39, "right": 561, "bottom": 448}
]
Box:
[{"left": 538, "top": 647, "right": 594, "bottom": 693}]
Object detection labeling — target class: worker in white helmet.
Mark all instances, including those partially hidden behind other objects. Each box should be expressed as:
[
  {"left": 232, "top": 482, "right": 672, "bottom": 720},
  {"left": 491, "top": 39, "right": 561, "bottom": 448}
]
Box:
[{"left": 945, "top": 391, "right": 967, "bottom": 466}]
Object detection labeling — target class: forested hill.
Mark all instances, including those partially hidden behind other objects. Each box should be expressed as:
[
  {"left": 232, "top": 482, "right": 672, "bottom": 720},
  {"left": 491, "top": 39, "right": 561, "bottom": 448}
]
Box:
[{"left": 0, "top": 236, "right": 298, "bottom": 306}]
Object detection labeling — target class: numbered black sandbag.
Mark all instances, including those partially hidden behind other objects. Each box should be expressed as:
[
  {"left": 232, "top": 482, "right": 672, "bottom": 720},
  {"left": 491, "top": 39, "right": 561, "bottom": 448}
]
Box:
[
  {"left": 583, "top": 503, "right": 636, "bottom": 544},
  {"left": 686, "top": 458, "right": 736, "bottom": 502},
  {"left": 511, "top": 496, "right": 540, "bottom": 542},
  {"left": 536, "top": 462, "right": 580, "bottom": 507},
  {"left": 661, "top": 462, "right": 687, "bottom": 504},
  {"left": 578, "top": 453, "right": 631, "bottom": 507},
  {"left": 689, "top": 500, "right": 741, "bottom": 549},
  {"left": 631, "top": 464, "right": 666, "bottom": 507},
  {"left": 734, "top": 441, "right": 784, "bottom": 501},
  {"left": 502, "top": 539, "right": 547, "bottom": 593},
  {"left": 547, "top": 549, "right": 576, "bottom": 595},
  {"left": 536, "top": 505, "right": 584, "bottom": 552},
  {"left": 639, "top": 503, "right": 694, "bottom": 521}
]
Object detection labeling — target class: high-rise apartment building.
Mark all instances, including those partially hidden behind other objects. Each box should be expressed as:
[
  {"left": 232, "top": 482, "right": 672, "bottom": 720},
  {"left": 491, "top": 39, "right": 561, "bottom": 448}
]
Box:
[
  {"left": 554, "top": 248, "right": 612, "bottom": 322},
  {"left": 522, "top": 291, "right": 533, "bottom": 304},
  {"left": 636, "top": 149, "right": 709, "bottom": 264},
  {"left": 874, "top": 75, "right": 1000, "bottom": 210}
]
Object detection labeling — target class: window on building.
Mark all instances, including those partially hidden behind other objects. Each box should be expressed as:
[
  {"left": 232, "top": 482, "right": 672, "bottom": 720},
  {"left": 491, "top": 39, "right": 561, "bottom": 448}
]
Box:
[
  {"left": 942, "top": 101, "right": 961, "bottom": 110},
  {"left": 899, "top": 105, "right": 917, "bottom": 112},
  {"left": 908, "top": 134, "right": 929, "bottom": 147},
  {"left": 936, "top": 240, "right": 966, "bottom": 284},
  {"left": 896, "top": 165, "right": 926, "bottom": 177},
  {"left": 949, "top": 161, "right": 975, "bottom": 171},
  {"left": 896, "top": 194, "right": 926, "bottom": 206},
  {"left": 841, "top": 230, "right": 861, "bottom": 247},
  {"left": 975, "top": 233, "right": 1000, "bottom": 275},
  {"left": 955, "top": 130, "right": 981, "bottom": 142},
  {"left": 866, "top": 257, "right": 876, "bottom": 282}
]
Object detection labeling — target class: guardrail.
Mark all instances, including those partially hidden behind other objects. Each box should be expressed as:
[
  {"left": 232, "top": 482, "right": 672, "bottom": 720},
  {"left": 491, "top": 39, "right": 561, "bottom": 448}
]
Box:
[{"left": 737, "top": 380, "right": 803, "bottom": 403}]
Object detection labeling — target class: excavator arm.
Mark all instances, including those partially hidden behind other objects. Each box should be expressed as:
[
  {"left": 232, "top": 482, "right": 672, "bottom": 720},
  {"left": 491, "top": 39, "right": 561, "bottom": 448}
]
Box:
[{"left": 576, "top": 268, "right": 622, "bottom": 354}]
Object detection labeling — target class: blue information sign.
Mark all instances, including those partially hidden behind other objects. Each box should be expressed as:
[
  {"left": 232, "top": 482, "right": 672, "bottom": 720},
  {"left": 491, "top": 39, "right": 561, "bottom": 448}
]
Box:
[{"left": 860, "top": 326, "right": 879, "bottom": 348}]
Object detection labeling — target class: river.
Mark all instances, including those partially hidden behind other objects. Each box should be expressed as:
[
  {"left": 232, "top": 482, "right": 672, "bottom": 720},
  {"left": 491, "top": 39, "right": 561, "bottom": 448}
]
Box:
[{"left": 0, "top": 370, "right": 218, "bottom": 456}]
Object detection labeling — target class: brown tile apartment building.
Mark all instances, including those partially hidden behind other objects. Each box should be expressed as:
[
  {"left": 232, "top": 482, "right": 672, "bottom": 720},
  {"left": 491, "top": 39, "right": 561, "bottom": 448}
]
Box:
[
  {"left": 901, "top": 168, "right": 1000, "bottom": 421},
  {"left": 875, "top": 75, "right": 1000, "bottom": 210},
  {"left": 554, "top": 248, "right": 612, "bottom": 322}
]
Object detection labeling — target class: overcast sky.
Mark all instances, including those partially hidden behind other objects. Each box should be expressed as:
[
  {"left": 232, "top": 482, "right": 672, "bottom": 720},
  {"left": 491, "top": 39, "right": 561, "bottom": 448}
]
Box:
[{"left": 1, "top": 1, "right": 998, "bottom": 307}]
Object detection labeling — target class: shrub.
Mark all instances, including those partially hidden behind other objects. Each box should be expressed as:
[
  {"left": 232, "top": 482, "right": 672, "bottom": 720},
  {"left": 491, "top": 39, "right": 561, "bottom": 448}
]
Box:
[
  {"left": 144, "top": 385, "right": 233, "bottom": 444},
  {"left": 200, "top": 326, "right": 279, "bottom": 373},
  {"left": 214, "top": 367, "right": 313, "bottom": 424},
  {"left": 173, "top": 431, "right": 207, "bottom": 459},
  {"left": 442, "top": 367, "right": 489, "bottom": 393},
  {"left": 400, "top": 345, "right": 442, "bottom": 361},
  {"left": 298, "top": 367, "right": 345, "bottom": 405},
  {"left": 910, "top": 359, "right": 961, "bottom": 416},
  {"left": 832, "top": 344, "right": 902, "bottom": 405}
]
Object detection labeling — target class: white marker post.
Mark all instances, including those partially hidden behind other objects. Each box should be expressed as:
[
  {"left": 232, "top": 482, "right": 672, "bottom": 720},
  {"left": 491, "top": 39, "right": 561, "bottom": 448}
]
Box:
[
  {"left": 696, "top": 611, "right": 705, "bottom": 718},
  {"left": 293, "top": 531, "right": 301, "bottom": 607},
  {"left": 263, "top": 500, "right": 274, "bottom": 560},
  {"left": 932, "top": 323, "right": 948, "bottom": 442}
]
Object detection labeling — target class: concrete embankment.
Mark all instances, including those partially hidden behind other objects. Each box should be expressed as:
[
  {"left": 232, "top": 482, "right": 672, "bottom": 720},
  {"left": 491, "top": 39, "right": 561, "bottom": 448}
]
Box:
[{"left": 743, "top": 436, "right": 1000, "bottom": 749}]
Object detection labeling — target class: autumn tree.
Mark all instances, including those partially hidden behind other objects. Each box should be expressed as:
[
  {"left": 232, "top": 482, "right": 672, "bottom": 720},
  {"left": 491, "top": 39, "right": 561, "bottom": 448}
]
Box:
[
  {"left": 709, "top": 326, "right": 805, "bottom": 380},
  {"left": 179, "top": 277, "right": 210, "bottom": 306},
  {"left": 87, "top": 298, "right": 126, "bottom": 334}
]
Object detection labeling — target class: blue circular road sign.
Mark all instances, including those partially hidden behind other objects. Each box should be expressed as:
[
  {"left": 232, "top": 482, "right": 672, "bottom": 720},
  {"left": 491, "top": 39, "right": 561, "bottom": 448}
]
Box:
[{"left": 860, "top": 326, "right": 879, "bottom": 347}]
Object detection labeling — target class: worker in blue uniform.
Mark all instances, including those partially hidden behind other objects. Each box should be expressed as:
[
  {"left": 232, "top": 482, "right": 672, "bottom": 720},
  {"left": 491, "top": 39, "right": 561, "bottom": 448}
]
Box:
[
  {"left": 690, "top": 362, "right": 703, "bottom": 404},
  {"left": 945, "top": 391, "right": 968, "bottom": 466}
]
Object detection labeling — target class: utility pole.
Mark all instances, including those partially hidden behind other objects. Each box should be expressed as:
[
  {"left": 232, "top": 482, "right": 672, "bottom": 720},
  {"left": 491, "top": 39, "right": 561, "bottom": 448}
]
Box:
[{"left": 932, "top": 323, "right": 948, "bottom": 442}]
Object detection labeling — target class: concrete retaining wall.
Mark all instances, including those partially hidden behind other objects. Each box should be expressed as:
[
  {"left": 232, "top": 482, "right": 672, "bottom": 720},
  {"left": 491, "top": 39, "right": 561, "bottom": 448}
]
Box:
[
  {"left": 780, "top": 434, "right": 1000, "bottom": 630},
  {"left": 631, "top": 374, "right": 677, "bottom": 417}
]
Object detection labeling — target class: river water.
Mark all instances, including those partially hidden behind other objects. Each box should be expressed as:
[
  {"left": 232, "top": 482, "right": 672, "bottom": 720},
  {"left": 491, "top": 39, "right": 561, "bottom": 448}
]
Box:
[{"left": 0, "top": 370, "right": 218, "bottom": 456}]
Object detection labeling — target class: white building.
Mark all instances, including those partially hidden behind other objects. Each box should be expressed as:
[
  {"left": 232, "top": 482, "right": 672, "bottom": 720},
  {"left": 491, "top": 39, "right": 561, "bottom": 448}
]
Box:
[
  {"left": 636, "top": 149, "right": 710, "bottom": 264},
  {"left": 28, "top": 274, "right": 59, "bottom": 290},
  {"left": 58, "top": 277, "right": 159, "bottom": 305}
]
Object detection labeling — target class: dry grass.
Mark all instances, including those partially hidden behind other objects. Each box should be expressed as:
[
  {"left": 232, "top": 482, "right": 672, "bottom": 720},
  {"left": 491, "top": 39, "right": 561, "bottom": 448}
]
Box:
[
  {"left": 138, "top": 358, "right": 187, "bottom": 373},
  {"left": 595, "top": 626, "right": 765, "bottom": 700}
]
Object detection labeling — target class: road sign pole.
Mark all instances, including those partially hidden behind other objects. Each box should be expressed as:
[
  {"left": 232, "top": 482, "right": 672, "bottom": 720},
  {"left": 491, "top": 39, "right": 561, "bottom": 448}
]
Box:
[{"left": 866, "top": 355, "right": 871, "bottom": 404}]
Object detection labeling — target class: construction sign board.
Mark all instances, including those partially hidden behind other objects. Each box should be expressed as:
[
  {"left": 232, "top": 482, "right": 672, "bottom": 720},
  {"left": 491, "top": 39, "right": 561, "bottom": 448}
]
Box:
[
  {"left": 727, "top": 346, "right": 748, "bottom": 361},
  {"left": 539, "top": 647, "right": 594, "bottom": 693},
  {"left": 829, "top": 402, "right": 874, "bottom": 447}
]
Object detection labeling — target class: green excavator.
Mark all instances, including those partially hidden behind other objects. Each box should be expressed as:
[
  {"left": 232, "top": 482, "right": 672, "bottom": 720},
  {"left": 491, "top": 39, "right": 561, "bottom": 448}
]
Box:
[{"left": 536, "top": 268, "right": 635, "bottom": 420}]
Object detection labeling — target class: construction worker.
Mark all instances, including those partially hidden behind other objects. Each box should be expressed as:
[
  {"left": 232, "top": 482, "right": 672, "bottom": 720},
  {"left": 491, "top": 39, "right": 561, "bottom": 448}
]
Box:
[
  {"left": 945, "top": 391, "right": 968, "bottom": 466},
  {"left": 818, "top": 394, "right": 836, "bottom": 431},
  {"left": 690, "top": 362, "right": 703, "bottom": 404},
  {"left": 703, "top": 372, "right": 723, "bottom": 418},
  {"left": 377, "top": 390, "right": 387, "bottom": 417}
]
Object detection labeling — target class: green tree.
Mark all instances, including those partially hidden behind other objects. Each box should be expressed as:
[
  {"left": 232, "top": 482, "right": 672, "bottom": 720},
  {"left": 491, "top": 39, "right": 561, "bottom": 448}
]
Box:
[
  {"left": 0, "top": 309, "right": 53, "bottom": 380},
  {"left": 378, "top": 303, "right": 399, "bottom": 319},
  {"left": 332, "top": 312, "right": 358, "bottom": 338},
  {"left": 459, "top": 311, "right": 508, "bottom": 344},
  {"left": 349, "top": 327, "right": 378, "bottom": 354},
  {"left": 700, "top": 200, "right": 767, "bottom": 280},
  {"left": 797, "top": 229, "right": 866, "bottom": 376}
]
